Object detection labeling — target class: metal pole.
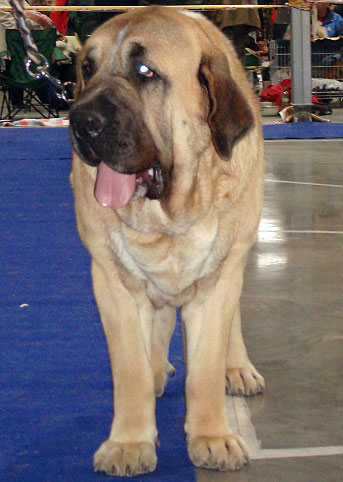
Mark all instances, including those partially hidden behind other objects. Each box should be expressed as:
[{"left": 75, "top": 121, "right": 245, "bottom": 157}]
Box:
[{"left": 291, "top": 6, "right": 312, "bottom": 122}]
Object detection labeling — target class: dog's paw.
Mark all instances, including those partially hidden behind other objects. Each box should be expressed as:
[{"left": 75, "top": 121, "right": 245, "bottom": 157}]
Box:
[
  {"left": 226, "top": 363, "right": 265, "bottom": 396},
  {"left": 94, "top": 440, "right": 157, "bottom": 477},
  {"left": 226, "top": 363, "right": 265, "bottom": 397},
  {"left": 187, "top": 433, "right": 250, "bottom": 471},
  {"left": 154, "top": 361, "right": 175, "bottom": 397}
]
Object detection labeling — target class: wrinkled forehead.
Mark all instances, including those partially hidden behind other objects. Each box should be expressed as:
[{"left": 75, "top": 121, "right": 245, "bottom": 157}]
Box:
[{"left": 83, "top": 10, "right": 203, "bottom": 72}]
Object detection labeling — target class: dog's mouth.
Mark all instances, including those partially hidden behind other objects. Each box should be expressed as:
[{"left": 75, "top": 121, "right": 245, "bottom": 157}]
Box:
[
  {"left": 69, "top": 101, "right": 168, "bottom": 209},
  {"left": 94, "top": 161, "right": 167, "bottom": 209}
]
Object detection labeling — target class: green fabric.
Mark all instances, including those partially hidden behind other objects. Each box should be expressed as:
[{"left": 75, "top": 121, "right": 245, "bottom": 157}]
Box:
[
  {"left": 246, "top": 54, "right": 262, "bottom": 67},
  {"left": 53, "top": 46, "right": 68, "bottom": 62},
  {"left": 5, "top": 29, "right": 57, "bottom": 86}
]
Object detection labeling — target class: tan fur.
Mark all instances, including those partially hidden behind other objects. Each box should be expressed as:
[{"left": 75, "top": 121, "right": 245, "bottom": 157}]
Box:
[{"left": 70, "top": 6, "right": 264, "bottom": 477}]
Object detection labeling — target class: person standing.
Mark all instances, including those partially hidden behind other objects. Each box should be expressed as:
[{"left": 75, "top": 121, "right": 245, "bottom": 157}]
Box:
[
  {"left": 0, "top": 0, "right": 54, "bottom": 107},
  {"left": 316, "top": 2, "right": 343, "bottom": 38},
  {"left": 209, "top": 0, "right": 261, "bottom": 64},
  {"left": 0, "top": 0, "right": 53, "bottom": 54}
]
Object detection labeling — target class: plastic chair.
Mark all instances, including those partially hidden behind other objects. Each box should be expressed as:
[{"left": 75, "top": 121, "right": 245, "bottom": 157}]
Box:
[{"left": 0, "top": 29, "right": 60, "bottom": 120}]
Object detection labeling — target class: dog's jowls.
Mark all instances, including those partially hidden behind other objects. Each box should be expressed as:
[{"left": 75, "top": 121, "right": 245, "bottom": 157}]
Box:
[{"left": 69, "top": 6, "right": 264, "bottom": 477}]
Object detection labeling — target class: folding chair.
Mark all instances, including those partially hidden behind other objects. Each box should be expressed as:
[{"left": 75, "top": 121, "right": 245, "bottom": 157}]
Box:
[{"left": 0, "top": 29, "right": 60, "bottom": 120}]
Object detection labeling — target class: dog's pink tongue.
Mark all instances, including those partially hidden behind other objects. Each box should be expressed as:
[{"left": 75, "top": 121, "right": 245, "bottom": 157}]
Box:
[{"left": 94, "top": 162, "right": 136, "bottom": 209}]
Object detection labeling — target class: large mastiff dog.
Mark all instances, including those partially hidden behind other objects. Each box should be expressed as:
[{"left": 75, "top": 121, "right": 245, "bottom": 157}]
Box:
[{"left": 69, "top": 6, "right": 264, "bottom": 477}]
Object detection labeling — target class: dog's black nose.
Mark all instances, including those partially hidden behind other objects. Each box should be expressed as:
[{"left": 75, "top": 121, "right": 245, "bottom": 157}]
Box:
[
  {"left": 84, "top": 114, "right": 104, "bottom": 138},
  {"left": 70, "top": 109, "right": 106, "bottom": 141}
]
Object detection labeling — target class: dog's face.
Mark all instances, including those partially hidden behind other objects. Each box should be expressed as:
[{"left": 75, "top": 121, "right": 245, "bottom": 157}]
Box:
[{"left": 69, "top": 7, "right": 254, "bottom": 210}]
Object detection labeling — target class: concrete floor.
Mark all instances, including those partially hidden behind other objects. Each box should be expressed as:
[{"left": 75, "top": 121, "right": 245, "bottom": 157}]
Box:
[{"left": 196, "top": 139, "right": 343, "bottom": 481}]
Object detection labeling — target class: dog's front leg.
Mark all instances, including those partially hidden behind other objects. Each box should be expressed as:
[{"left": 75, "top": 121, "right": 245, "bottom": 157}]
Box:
[
  {"left": 91, "top": 258, "right": 157, "bottom": 477},
  {"left": 182, "top": 251, "right": 250, "bottom": 472},
  {"left": 226, "top": 305, "right": 265, "bottom": 396}
]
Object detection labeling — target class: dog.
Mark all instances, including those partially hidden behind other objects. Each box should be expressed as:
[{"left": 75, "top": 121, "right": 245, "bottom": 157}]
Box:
[{"left": 69, "top": 6, "right": 264, "bottom": 477}]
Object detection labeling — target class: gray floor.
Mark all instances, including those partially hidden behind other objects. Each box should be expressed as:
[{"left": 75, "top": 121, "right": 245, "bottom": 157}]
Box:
[{"left": 196, "top": 139, "right": 343, "bottom": 481}]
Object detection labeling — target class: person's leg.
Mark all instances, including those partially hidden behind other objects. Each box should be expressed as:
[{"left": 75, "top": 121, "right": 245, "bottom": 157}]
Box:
[
  {"left": 222, "top": 25, "right": 247, "bottom": 65},
  {"left": 8, "top": 85, "right": 24, "bottom": 108}
]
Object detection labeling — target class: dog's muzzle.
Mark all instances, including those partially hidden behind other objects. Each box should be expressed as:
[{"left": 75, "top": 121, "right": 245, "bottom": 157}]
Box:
[{"left": 69, "top": 89, "right": 169, "bottom": 209}]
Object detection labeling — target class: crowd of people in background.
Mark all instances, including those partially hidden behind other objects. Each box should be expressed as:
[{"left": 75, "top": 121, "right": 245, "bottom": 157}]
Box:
[
  {"left": 272, "top": 1, "right": 343, "bottom": 40},
  {"left": 1, "top": 1, "right": 343, "bottom": 65}
]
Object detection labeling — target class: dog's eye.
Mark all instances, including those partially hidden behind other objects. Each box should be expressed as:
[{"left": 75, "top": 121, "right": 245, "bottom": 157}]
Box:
[
  {"left": 82, "top": 58, "right": 96, "bottom": 81},
  {"left": 137, "top": 63, "right": 155, "bottom": 79}
]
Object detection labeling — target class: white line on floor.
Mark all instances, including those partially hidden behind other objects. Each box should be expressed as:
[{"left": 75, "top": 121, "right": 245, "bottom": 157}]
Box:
[
  {"left": 252, "top": 447, "right": 343, "bottom": 460},
  {"left": 226, "top": 396, "right": 343, "bottom": 460},
  {"left": 265, "top": 179, "right": 343, "bottom": 188},
  {"left": 283, "top": 230, "right": 343, "bottom": 235},
  {"left": 264, "top": 138, "right": 343, "bottom": 142},
  {"left": 259, "top": 230, "right": 343, "bottom": 235},
  {"left": 226, "top": 396, "right": 261, "bottom": 453}
]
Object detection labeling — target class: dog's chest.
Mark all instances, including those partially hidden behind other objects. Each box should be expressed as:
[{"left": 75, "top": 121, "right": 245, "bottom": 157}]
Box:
[{"left": 110, "top": 219, "right": 218, "bottom": 301}]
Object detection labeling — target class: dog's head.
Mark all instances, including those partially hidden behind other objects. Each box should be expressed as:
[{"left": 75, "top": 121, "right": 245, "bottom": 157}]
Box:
[{"left": 69, "top": 6, "right": 255, "bottom": 210}]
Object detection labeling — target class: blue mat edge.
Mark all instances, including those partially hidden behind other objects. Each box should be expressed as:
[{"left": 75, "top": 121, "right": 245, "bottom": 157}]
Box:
[
  {"left": 263, "top": 122, "right": 343, "bottom": 140},
  {"left": 1, "top": 122, "right": 343, "bottom": 148}
]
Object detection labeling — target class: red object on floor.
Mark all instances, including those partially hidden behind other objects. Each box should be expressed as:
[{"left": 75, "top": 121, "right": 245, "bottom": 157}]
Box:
[{"left": 260, "top": 79, "right": 320, "bottom": 110}]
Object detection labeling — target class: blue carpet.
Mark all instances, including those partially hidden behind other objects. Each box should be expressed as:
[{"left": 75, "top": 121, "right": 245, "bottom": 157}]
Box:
[
  {"left": 0, "top": 129, "right": 195, "bottom": 481},
  {"left": 263, "top": 122, "right": 343, "bottom": 140}
]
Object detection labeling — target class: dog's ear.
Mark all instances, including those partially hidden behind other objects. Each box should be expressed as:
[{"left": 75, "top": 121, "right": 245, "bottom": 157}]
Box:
[{"left": 199, "top": 54, "right": 254, "bottom": 161}]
